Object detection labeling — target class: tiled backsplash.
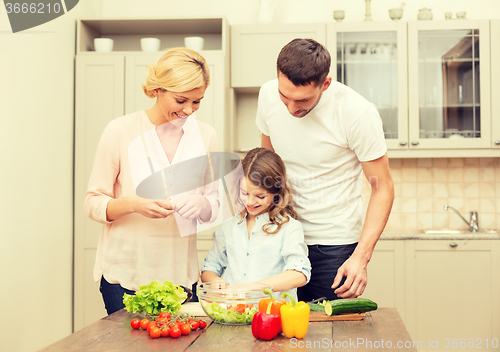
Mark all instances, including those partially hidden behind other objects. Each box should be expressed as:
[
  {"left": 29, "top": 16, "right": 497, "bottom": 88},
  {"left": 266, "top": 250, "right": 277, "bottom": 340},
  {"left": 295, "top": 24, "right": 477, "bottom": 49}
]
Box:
[{"left": 369, "top": 158, "right": 500, "bottom": 232}]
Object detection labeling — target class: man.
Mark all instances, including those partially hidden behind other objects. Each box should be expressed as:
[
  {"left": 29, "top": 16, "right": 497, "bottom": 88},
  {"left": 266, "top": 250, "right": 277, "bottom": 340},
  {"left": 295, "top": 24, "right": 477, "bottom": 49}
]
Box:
[{"left": 256, "top": 38, "right": 394, "bottom": 301}]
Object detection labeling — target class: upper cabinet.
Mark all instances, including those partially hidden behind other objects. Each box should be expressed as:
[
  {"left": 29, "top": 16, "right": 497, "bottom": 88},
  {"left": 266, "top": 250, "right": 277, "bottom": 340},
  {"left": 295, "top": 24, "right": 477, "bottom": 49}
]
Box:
[
  {"left": 77, "top": 18, "right": 229, "bottom": 53},
  {"left": 491, "top": 20, "right": 500, "bottom": 150},
  {"left": 231, "top": 23, "right": 326, "bottom": 88},
  {"left": 407, "top": 20, "right": 491, "bottom": 153},
  {"left": 229, "top": 23, "right": 326, "bottom": 152},
  {"left": 231, "top": 19, "right": 499, "bottom": 157},
  {"left": 327, "top": 22, "right": 408, "bottom": 151}
]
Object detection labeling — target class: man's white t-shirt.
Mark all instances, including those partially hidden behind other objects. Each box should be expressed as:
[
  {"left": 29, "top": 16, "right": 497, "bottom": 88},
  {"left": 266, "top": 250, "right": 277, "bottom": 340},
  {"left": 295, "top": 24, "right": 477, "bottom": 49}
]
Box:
[{"left": 256, "top": 79, "right": 387, "bottom": 246}]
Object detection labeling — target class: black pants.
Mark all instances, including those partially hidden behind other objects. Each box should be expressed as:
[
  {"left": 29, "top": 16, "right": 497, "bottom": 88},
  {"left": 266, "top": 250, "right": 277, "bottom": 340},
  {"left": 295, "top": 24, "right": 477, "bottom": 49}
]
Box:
[
  {"left": 297, "top": 243, "right": 358, "bottom": 302},
  {"left": 99, "top": 276, "right": 199, "bottom": 315}
]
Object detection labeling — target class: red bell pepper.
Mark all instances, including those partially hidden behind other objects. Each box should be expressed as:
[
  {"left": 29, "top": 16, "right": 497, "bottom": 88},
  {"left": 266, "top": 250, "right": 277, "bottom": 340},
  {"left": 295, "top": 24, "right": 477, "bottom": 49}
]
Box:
[{"left": 251, "top": 302, "right": 281, "bottom": 341}]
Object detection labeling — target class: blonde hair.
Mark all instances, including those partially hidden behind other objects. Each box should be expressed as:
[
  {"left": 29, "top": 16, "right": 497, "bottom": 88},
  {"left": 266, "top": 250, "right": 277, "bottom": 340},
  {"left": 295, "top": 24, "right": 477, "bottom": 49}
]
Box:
[
  {"left": 237, "top": 148, "right": 298, "bottom": 235},
  {"left": 142, "top": 47, "right": 210, "bottom": 98}
]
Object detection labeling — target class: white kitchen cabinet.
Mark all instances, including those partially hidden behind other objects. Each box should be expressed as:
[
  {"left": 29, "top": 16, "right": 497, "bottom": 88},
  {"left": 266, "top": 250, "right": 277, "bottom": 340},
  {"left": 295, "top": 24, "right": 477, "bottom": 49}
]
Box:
[
  {"left": 231, "top": 23, "right": 326, "bottom": 88},
  {"left": 360, "top": 240, "right": 406, "bottom": 321},
  {"left": 404, "top": 240, "right": 500, "bottom": 349},
  {"left": 230, "top": 20, "right": 500, "bottom": 157},
  {"left": 327, "top": 21, "right": 408, "bottom": 151},
  {"left": 407, "top": 20, "right": 491, "bottom": 153},
  {"left": 229, "top": 23, "right": 326, "bottom": 152},
  {"left": 491, "top": 20, "right": 500, "bottom": 150},
  {"left": 74, "top": 54, "right": 124, "bottom": 330},
  {"left": 74, "top": 17, "right": 229, "bottom": 331}
]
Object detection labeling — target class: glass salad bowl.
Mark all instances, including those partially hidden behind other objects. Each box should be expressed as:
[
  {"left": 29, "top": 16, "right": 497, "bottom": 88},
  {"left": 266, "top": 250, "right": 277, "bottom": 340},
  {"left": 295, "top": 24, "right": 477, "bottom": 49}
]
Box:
[{"left": 197, "top": 282, "right": 272, "bottom": 325}]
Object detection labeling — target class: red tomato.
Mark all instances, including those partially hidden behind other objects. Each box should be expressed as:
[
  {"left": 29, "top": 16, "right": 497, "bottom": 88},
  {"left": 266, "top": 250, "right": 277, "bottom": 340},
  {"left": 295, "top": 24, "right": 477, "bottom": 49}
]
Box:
[
  {"left": 170, "top": 326, "right": 181, "bottom": 338},
  {"left": 130, "top": 318, "right": 141, "bottom": 330},
  {"left": 189, "top": 320, "right": 199, "bottom": 331},
  {"left": 147, "top": 321, "right": 157, "bottom": 333},
  {"left": 158, "top": 312, "right": 171, "bottom": 321},
  {"left": 140, "top": 319, "right": 150, "bottom": 330},
  {"left": 149, "top": 327, "right": 161, "bottom": 339},
  {"left": 180, "top": 322, "right": 191, "bottom": 335},
  {"left": 198, "top": 320, "right": 207, "bottom": 329},
  {"left": 235, "top": 304, "right": 246, "bottom": 314},
  {"left": 160, "top": 327, "right": 170, "bottom": 337}
]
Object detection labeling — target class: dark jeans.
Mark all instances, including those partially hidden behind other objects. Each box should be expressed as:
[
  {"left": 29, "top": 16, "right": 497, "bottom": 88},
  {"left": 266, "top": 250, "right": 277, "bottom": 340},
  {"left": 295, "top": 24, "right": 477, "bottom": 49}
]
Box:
[
  {"left": 99, "top": 276, "right": 199, "bottom": 315},
  {"left": 297, "top": 242, "right": 358, "bottom": 302}
]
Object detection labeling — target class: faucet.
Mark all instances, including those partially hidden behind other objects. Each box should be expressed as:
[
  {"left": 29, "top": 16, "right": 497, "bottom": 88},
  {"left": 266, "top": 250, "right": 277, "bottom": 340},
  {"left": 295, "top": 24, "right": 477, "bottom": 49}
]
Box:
[{"left": 443, "top": 205, "right": 479, "bottom": 232}]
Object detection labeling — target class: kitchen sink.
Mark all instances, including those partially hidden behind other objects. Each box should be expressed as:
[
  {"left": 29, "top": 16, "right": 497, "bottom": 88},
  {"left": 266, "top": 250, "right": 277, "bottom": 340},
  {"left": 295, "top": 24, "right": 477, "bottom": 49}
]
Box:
[{"left": 423, "top": 228, "right": 498, "bottom": 234}]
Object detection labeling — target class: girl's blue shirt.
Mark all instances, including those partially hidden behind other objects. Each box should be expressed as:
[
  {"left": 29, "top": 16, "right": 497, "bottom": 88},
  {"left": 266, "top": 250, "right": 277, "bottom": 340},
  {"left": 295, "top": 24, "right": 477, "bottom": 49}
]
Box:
[{"left": 201, "top": 212, "right": 311, "bottom": 300}]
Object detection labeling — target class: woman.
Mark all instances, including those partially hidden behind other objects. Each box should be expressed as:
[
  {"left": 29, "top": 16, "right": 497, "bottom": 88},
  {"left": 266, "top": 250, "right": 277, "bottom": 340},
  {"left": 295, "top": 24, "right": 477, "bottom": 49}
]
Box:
[{"left": 84, "top": 47, "right": 219, "bottom": 315}]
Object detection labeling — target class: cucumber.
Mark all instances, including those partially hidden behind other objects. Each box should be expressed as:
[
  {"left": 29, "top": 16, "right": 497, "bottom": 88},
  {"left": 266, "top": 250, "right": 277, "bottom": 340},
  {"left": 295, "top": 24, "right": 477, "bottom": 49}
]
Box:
[
  {"left": 307, "top": 302, "right": 326, "bottom": 312},
  {"left": 324, "top": 302, "right": 333, "bottom": 315},
  {"left": 325, "top": 298, "right": 378, "bottom": 316}
]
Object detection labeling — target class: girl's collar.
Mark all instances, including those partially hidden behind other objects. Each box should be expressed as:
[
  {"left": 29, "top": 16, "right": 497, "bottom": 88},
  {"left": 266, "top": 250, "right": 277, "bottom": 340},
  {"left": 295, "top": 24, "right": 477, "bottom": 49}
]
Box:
[{"left": 239, "top": 211, "right": 270, "bottom": 222}]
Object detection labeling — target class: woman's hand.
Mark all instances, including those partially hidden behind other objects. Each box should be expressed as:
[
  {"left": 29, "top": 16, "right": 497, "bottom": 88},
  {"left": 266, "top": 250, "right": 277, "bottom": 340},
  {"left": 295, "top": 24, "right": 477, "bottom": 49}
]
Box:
[
  {"left": 135, "top": 197, "right": 174, "bottom": 219},
  {"left": 171, "top": 194, "right": 211, "bottom": 221},
  {"left": 106, "top": 196, "right": 173, "bottom": 221}
]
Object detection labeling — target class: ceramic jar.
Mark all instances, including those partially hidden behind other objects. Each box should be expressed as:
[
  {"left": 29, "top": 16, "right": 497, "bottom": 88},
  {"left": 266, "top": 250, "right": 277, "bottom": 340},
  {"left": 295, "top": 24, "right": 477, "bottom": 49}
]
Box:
[{"left": 417, "top": 8, "right": 433, "bottom": 20}]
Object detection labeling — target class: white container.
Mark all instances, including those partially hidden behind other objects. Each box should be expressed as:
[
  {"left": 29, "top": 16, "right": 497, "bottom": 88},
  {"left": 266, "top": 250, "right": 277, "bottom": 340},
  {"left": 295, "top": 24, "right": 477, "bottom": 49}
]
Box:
[
  {"left": 417, "top": 8, "right": 433, "bottom": 20},
  {"left": 333, "top": 10, "right": 345, "bottom": 22},
  {"left": 184, "top": 36, "right": 204, "bottom": 51},
  {"left": 140, "top": 37, "right": 161, "bottom": 52},
  {"left": 389, "top": 8, "right": 403, "bottom": 21},
  {"left": 94, "top": 38, "right": 114, "bottom": 52}
]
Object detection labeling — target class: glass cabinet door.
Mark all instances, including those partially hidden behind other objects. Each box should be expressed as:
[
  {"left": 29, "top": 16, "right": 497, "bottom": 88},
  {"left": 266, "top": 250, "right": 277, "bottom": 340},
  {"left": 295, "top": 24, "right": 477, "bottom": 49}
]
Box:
[
  {"left": 328, "top": 22, "right": 408, "bottom": 150},
  {"left": 408, "top": 20, "right": 491, "bottom": 149}
]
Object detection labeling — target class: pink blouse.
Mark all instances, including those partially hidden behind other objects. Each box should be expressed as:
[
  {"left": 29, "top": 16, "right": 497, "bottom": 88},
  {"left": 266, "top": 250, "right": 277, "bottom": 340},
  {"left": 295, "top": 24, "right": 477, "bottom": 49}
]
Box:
[{"left": 84, "top": 111, "right": 219, "bottom": 291}]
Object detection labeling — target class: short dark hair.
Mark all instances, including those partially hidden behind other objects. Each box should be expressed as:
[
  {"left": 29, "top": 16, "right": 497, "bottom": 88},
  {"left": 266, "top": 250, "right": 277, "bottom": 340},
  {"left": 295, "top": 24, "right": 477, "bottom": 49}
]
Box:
[{"left": 277, "top": 38, "right": 331, "bottom": 87}]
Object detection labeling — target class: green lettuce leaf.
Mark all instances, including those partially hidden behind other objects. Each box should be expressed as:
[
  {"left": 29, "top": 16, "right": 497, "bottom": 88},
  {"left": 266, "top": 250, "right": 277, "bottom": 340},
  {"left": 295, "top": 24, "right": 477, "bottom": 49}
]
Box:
[
  {"left": 205, "top": 302, "right": 256, "bottom": 324},
  {"left": 123, "top": 280, "right": 187, "bottom": 315}
]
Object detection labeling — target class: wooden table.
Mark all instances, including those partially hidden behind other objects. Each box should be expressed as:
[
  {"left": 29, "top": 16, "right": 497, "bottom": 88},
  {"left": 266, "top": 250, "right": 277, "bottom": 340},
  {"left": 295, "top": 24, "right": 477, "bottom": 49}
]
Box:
[{"left": 40, "top": 308, "right": 418, "bottom": 352}]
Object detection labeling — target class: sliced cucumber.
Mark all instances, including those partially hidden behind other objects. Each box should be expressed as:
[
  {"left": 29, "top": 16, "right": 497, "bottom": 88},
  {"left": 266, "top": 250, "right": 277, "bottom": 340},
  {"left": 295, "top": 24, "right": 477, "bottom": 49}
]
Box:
[{"left": 324, "top": 302, "right": 333, "bottom": 316}]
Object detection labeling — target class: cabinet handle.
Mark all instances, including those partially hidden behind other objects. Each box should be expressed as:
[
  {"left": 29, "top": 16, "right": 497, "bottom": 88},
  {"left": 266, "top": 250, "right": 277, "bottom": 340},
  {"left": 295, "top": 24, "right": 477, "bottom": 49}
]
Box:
[
  {"left": 449, "top": 242, "right": 458, "bottom": 248},
  {"left": 399, "top": 141, "right": 407, "bottom": 146},
  {"left": 495, "top": 140, "right": 500, "bottom": 145},
  {"left": 411, "top": 141, "right": 420, "bottom": 146}
]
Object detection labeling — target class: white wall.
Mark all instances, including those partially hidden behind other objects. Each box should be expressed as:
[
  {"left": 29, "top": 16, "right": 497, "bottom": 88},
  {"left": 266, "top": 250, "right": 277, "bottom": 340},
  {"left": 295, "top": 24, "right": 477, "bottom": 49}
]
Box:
[
  {"left": 0, "top": 1, "right": 101, "bottom": 352},
  {"left": 100, "top": 0, "right": 500, "bottom": 24},
  {"left": 0, "top": 0, "right": 498, "bottom": 351}
]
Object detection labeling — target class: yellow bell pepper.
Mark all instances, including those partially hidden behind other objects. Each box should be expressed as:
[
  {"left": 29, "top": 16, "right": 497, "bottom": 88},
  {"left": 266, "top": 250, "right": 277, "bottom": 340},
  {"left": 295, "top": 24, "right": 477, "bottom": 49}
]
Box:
[{"left": 280, "top": 292, "right": 310, "bottom": 339}]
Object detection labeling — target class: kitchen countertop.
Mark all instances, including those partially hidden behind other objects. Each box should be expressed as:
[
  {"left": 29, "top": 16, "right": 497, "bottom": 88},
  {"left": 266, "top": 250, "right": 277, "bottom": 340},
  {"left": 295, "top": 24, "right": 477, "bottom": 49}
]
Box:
[
  {"left": 380, "top": 231, "right": 500, "bottom": 240},
  {"left": 199, "top": 231, "right": 500, "bottom": 241},
  {"left": 40, "top": 308, "right": 416, "bottom": 352}
]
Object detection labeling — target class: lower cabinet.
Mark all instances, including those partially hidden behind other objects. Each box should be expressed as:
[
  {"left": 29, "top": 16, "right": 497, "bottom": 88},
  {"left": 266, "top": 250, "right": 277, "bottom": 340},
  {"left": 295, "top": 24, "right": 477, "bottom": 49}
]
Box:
[
  {"left": 196, "top": 234, "right": 214, "bottom": 272},
  {"left": 361, "top": 240, "right": 406, "bottom": 321},
  {"left": 404, "top": 240, "right": 500, "bottom": 350},
  {"left": 364, "top": 238, "right": 499, "bottom": 351}
]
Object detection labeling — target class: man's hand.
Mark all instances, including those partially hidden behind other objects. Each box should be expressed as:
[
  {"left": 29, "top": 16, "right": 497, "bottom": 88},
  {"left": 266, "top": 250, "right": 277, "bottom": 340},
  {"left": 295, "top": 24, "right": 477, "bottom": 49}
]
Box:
[{"left": 331, "top": 256, "right": 367, "bottom": 298}]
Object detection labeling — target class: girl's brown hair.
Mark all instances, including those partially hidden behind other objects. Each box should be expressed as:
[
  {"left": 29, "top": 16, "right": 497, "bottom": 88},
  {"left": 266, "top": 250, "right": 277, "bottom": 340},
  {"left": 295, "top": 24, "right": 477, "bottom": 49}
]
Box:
[{"left": 237, "top": 148, "right": 298, "bottom": 235}]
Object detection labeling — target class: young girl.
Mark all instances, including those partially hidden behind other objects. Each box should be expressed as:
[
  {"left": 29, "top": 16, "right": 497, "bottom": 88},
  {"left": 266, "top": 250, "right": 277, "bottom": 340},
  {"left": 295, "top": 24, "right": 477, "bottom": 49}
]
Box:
[{"left": 201, "top": 148, "right": 311, "bottom": 298}]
